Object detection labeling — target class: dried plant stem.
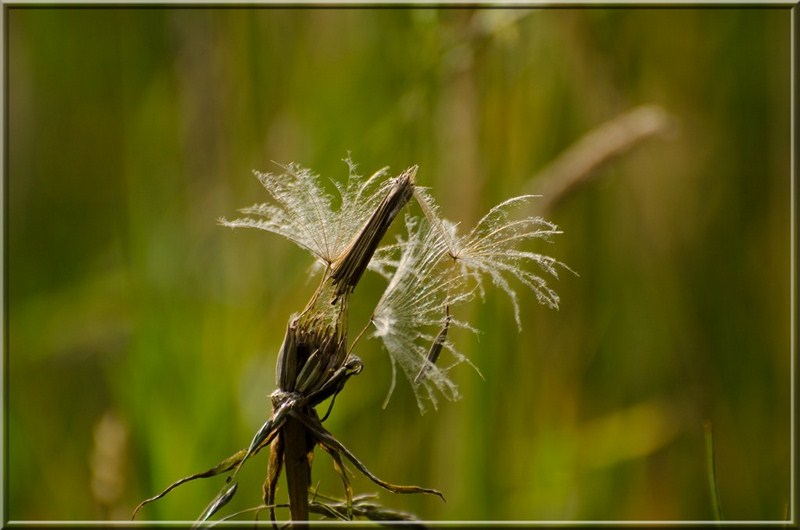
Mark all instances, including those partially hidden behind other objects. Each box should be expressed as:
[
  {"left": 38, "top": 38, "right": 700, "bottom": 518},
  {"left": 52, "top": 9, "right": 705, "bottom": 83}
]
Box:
[
  {"left": 530, "top": 104, "right": 675, "bottom": 214},
  {"left": 274, "top": 170, "right": 416, "bottom": 525},
  {"left": 284, "top": 416, "right": 314, "bottom": 525}
]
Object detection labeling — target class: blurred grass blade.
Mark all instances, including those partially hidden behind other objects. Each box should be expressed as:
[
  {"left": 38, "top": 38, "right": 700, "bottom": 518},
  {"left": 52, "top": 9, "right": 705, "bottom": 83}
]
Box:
[
  {"left": 703, "top": 420, "right": 724, "bottom": 521},
  {"left": 530, "top": 104, "right": 676, "bottom": 214}
]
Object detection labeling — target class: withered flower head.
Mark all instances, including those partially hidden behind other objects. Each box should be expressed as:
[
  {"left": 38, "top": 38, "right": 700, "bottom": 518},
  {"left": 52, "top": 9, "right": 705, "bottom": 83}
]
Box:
[{"left": 136, "top": 158, "right": 571, "bottom": 525}]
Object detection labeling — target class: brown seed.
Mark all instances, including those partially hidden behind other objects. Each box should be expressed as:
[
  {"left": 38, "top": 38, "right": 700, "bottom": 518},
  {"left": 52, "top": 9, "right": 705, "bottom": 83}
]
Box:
[{"left": 414, "top": 314, "right": 451, "bottom": 384}]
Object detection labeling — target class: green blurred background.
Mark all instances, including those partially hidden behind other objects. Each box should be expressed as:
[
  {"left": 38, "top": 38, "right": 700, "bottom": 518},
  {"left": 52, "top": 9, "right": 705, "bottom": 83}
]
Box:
[{"left": 5, "top": 6, "right": 792, "bottom": 522}]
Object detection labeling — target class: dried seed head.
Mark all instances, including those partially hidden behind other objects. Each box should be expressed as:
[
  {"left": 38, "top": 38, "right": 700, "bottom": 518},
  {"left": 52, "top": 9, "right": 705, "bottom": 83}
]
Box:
[
  {"left": 277, "top": 311, "right": 349, "bottom": 397},
  {"left": 221, "top": 157, "right": 571, "bottom": 414},
  {"left": 138, "top": 158, "right": 572, "bottom": 523}
]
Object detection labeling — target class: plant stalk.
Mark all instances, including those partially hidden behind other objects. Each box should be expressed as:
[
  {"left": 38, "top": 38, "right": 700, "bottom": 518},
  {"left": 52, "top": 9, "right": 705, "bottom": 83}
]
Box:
[{"left": 283, "top": 415, "right": 313, "bottom": 526}]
